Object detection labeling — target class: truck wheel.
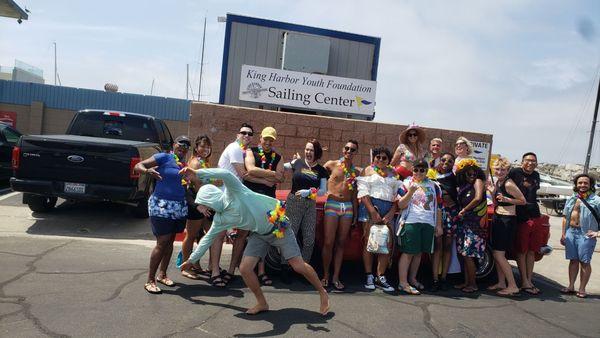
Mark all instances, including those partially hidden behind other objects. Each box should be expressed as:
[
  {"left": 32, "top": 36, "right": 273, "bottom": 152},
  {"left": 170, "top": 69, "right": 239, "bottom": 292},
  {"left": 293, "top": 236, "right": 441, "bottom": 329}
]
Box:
[
  {"left": 475, "top": 246, "right": 495, "bottom": 281},
  {"left": 264, "top": 246, "right": 283, "bottom": 273},
  {"left": 26, "top": 194, "right": 57, "bottom": 212},
  {"left": 132, "top": 198, "right": 149, "bottom": 218}
]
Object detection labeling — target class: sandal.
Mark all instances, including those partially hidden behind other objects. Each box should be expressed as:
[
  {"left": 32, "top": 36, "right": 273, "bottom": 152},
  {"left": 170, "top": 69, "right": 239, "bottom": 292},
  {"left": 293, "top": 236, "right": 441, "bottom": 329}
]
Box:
[
  {"left": 576, "top": 292, "right": 587, "bottom": 298},
  {"left": 560, "top": 287, "right": 576, "bottom": 294},
  {"left": 521, "top": 287, "right": 539, "bottom": 295},
  {"left": 332, "top": 280, "right": 345, "bottom": 291},
  {"left": 156, "top": 277, "right": 175, "bottom": 287},
  {"left": 461, "top": 286, "right": 478, "bottom": 293},
  {"left": 190, "top": 266, "right": 210, "bottom": 276},
  {"left": 496, "top": 290, "right": 521, "bottom": 298},
  {"left": 399, "top": 285, "right": 420, "bottom": 295},
  {"left": 181, "top": 270, "right": 200, "bottom": 280},
  {"left": 487, "top": 284, "right": 504, "bottom": 291},
  {"left": 144, "top": 282, "right": 162, "bottom": 294},
  {"left": 320, "top": 278, "right": 329, "bottom": 288},
  {"left": 209, "top": 275, "right": 227, "bottom": 288},
  {"left": 410, "top": 281, "right": 425, "bottom": 291},
  {"left": 258, "top": 274, "right": 273, "bottom": 286},
  {"left": 221, "top": 271, "right": 235, "bottom": 284}
]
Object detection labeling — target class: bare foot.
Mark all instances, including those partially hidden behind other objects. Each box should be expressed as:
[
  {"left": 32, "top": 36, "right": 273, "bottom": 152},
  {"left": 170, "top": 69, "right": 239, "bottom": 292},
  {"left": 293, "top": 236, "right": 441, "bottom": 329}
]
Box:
[
  {"left": 454, "top": 283, "right": 467, "bottom": 289},
  {"left": 319, "top": 291, "right": 330, "bottom": 316},
  {"left": 246, "top": 303, "right": 269, "bottom": 315}
]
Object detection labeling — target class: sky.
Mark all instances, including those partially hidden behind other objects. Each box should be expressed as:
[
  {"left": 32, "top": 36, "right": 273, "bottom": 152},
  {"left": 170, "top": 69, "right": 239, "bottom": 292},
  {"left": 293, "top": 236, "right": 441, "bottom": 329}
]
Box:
[{"left": 1, "top": 0, "right": 599, "bottom": 165}]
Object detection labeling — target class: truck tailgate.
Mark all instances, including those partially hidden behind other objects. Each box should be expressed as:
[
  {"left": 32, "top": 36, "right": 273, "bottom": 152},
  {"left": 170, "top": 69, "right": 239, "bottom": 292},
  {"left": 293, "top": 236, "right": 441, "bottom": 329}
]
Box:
[{"left": 16, "top": 136, "right": 142, "bottom": 186}]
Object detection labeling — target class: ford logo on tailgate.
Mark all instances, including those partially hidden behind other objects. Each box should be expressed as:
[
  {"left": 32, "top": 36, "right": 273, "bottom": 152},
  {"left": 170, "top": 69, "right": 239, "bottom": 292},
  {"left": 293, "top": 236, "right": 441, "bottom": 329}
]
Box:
[{"left": 67, "top": 155, "right": 85, "bottom": 163}]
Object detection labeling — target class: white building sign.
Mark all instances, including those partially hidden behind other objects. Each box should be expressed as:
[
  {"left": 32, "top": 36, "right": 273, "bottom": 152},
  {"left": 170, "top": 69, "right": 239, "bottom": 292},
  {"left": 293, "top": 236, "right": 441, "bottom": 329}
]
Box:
[
  {"left": 239, "top": 65, "right": 377, "bottom": 116},
  {"left": 471, "top": 141, "right": 491, "bottom": 171}
]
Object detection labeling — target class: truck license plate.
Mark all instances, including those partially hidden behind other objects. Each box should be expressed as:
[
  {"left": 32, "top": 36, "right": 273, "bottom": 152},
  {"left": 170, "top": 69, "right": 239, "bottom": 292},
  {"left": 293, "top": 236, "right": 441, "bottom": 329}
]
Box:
[{"left": 64, "top": 182, "right": 86, "bottom": 194}]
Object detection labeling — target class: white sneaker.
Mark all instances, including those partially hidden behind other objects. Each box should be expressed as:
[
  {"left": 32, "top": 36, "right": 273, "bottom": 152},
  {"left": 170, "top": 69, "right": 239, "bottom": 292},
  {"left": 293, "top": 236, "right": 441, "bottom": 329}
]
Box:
[
  {"left": 364, "top": 274, "right": 375, "bottom": 290},
  {"left": 375, "top": 276, "right": 395, "bottom": 292}
]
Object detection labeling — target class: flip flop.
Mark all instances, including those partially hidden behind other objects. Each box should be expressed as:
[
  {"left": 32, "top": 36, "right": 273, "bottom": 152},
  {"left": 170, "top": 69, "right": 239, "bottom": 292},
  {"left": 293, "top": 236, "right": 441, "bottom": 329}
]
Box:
[
  {"left": 496, "top": 290, "right": 521, "bottom": 298},
  {"left": 487, "top": 285, "right": 504, "bottom": 291},
  {"left": 410, "top": 281, "right": 425, "bottom": 291},
  {"left": 521, "top": 287, "right": 539, "bottom": 295},
  {"left": 576, "top": 292, "right": 587, "bottom": 298},
  {"left": 332, "top": 280, "right": 345, "bottom": 291},
  {"left": 156, "top": 277, "right": 175, "bottom": 287},
  {"left": 560, "top": 287, "right": 576, "bottom": 294},
  {"left": 461, "top": 286, "right": 478, "bottom": 293},
  {"left": 144, "top": 282, "right": 162, "bottom": 294}
]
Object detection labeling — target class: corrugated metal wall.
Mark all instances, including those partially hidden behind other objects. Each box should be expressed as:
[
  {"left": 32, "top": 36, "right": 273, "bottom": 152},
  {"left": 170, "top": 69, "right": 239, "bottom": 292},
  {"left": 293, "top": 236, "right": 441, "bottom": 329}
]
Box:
[
  {"left": 222, "top": 18, "right": 378, "bottom": 110},
  {"left": 0, "top": 80, "right": 190, "bottom": 121}
]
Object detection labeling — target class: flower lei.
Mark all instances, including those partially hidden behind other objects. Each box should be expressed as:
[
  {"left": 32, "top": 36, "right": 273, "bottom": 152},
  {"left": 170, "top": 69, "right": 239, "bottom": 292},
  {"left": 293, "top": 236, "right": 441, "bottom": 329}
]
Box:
[
  {"left": 339, "top": 158, "right": 357, "bottom": 191},
  {"left": 257, "top": 145, "right": 277, "bottom": 170},
  {"left": 455, "top": 158, "right": 479, "bottom": 172},
  {"left": 371, "top": 164, "right": 399, "bottom": 179},
  {"left": 171, "top": 153, "right": 187, "bottom": 186},
  {"left": 197, "top": 158, "right": 209, "bottom": 169},
  {"left": 267, "top": 201, "right": 289, "bottom": 238},
  {"left": 578, "top": 191, "right": 591, "bottom": 200},
  {"left": 308, "top": 187, "right": 317, "bottom": 200}
]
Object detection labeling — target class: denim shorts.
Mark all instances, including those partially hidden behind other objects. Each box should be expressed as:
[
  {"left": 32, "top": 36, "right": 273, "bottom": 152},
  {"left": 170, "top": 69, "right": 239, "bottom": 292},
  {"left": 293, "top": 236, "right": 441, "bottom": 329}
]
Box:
[
  {"left": 565, "top": 227, "right": 597, "bottom": 263},
  {"left": 358, "top": 198, "right": 394, "bottom": 222}
]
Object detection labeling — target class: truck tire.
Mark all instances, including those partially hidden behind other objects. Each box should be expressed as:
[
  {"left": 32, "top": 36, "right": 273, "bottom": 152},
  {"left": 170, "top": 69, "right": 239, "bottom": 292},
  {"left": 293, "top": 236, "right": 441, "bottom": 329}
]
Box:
[
  {"left": 26, "top": 194, "right": 58, "bottom": 212},
  {"left": 475, "top": 246, "right": 495, "bottom": 281}
]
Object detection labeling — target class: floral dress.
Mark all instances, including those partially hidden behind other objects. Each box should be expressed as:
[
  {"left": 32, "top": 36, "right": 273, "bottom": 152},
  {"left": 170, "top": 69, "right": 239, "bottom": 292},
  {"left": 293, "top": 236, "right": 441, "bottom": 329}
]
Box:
[{"left": 456, "top": 182, "right": 487, "bottom": 258}]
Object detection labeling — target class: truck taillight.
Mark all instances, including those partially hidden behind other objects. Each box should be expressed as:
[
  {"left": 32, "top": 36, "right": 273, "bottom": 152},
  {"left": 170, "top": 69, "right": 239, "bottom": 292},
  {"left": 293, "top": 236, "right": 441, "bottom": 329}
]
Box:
[
  {"left": 12, "top": 146, "right": 20, "bottom": 170},
  {"left": 130, "top": 157, "right": 141, "bottom": 179}
]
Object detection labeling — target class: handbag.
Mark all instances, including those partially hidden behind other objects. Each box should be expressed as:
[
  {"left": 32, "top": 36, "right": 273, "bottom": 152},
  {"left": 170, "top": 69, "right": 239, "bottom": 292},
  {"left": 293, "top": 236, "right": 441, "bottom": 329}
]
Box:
[{"left": 367, "top": 223, "right": 390, "bottom": 254}]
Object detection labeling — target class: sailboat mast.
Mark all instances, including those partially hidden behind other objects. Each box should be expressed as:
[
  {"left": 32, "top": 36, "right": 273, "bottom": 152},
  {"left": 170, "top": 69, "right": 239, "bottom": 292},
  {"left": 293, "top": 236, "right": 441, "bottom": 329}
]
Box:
[
  {"left": 584, "top": 77, "right": 600, "bottom": 174},
  {"left": 198, "top": 16, "right": 207, "bottom": 101}
]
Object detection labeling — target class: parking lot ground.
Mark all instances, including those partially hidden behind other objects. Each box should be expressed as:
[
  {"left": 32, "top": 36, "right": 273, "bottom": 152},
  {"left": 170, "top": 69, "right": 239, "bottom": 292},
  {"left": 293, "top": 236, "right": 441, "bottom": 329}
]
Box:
[{"left": 1, "top": 191, "right": 599, "bottom": 337}]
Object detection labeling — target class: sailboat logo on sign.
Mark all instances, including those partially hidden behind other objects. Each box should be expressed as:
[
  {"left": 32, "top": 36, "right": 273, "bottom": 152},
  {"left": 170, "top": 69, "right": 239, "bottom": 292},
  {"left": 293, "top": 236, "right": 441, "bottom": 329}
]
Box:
[{"left": 242, "top": 83, "right": 268, "bottom": 99}]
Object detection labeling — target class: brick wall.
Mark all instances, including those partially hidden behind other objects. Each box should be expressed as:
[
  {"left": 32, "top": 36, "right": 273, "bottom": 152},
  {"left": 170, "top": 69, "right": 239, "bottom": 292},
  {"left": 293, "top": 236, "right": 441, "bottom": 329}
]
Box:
[{"left": 189, "top": 102, "right": 493, "bottom": 189}]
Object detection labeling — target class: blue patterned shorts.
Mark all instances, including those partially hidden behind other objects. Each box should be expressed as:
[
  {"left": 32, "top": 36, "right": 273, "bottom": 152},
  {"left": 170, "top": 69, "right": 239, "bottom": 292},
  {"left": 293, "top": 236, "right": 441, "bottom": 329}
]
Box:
[{"left": 148, "top": 195, "right": 187, "bottom": 220}]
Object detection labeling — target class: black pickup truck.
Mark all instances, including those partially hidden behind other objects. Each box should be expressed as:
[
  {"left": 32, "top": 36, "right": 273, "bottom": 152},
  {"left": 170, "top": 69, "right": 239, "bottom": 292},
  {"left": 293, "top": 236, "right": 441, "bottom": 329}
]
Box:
[{"left": 10, "top": 109, "right": 174, "bottom": 217}]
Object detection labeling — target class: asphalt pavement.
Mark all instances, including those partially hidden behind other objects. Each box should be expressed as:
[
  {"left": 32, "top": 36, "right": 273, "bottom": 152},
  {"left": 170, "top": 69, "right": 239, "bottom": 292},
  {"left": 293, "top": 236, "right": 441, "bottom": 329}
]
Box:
[{"left": 0, "top": 189, "right": 599, "bottom": 337}]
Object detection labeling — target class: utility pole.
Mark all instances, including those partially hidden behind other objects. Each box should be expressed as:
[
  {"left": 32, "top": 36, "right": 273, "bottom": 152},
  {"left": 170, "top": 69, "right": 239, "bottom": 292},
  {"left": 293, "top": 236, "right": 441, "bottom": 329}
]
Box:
[
  {"left": 584, "top": 77, "right": 600, "bottom": 174},
  {"left": 186, "top": 64, "right": 189, "bottom": 100},
  {"left": 198, "top": 16, "right": 206, "bottom": 101},
  {"left": 53, "top": 42, "right": 57, "bottom": 85},
  {"left": 150, "top": 78, "right": 155, "bottom": 95}
]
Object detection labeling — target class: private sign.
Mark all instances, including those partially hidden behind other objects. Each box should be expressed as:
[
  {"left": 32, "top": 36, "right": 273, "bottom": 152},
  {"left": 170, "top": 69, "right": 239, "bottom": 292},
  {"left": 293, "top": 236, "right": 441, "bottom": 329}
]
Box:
[{"left": 239, "top": 65, "right": 377, "bottom": 116}]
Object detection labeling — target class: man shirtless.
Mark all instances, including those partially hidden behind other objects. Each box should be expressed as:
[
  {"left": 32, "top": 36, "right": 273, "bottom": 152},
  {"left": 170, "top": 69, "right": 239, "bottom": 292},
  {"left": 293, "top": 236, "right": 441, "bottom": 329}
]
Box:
[
  {"left": 321, "top": 140, "right": 361, "bottom": 290},
  {"left": 560, "top": 174, "right": 600, "bottom": 298}
]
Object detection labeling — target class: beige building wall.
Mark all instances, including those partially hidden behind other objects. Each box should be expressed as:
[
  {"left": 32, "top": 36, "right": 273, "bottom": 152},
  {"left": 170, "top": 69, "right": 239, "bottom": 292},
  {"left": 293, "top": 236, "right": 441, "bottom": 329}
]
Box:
[{"left": 0, "top": 102, "right": 189, "bottom": 138}]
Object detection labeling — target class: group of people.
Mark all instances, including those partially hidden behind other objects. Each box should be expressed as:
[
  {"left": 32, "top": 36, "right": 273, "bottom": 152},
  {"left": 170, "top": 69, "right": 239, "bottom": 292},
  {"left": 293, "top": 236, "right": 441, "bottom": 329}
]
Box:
[{"left": 132, "top": 122, "right": 600, "bottom": 315}]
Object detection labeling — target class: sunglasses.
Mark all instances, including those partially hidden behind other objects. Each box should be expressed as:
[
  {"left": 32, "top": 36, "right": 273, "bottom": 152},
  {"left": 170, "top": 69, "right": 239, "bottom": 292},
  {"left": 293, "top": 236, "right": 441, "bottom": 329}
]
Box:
[
  {"left": 176, "top": 142, "right": 190, "bottom": 149},
  {"left": 440, "top": 158, "right": 454, "bottom": 163},
  {"left": 344, "top": 146, "right": 357, "bottom": 153},
  {"left": 375, "top": 155, "right": 388, "bottom": 161},
  {"left": 413, "top": 168, "right": 426, "bottom": 173},
  {"left": 239, "top": 131, "right": 254, "bottom": 136},
  {"left": 408, "top": 133, "right": 418, "bottom": 137}
]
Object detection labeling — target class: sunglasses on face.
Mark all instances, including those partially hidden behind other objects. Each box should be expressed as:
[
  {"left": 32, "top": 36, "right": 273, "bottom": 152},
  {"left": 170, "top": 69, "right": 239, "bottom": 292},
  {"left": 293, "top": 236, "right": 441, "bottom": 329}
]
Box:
[
  {"left": 440, "top": 158, "right": 454, "bottom": 163},
  {"left": 239, "top": 131, "right": 254, "bottom": 136},
  {"left": 375, "top": 155, "right": 388, "bottom": 161},
  {"left": 408, "top": 133, "right": 418, "bottom": 137},
  {"left": 413, "top": 167, "right": 426, "bottom": 173},
  {"left": 344, "top": 146, "right": 357, "bottom": 153}
]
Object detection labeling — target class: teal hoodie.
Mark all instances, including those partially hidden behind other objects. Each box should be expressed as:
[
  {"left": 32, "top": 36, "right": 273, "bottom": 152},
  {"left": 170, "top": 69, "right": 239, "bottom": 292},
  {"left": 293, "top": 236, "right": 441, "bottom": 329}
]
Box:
[{"left": 189, "top": 168, "right": 279, "bottom": 264}]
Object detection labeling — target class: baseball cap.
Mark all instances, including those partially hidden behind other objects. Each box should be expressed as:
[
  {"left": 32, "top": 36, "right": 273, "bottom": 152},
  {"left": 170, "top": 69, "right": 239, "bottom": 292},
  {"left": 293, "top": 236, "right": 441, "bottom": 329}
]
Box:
[
  {"left": 175, "top": 135, "right": 191, "bottom": 147},
  {"left": 261, "top": 127, "right": 277, "bottom": 141}
]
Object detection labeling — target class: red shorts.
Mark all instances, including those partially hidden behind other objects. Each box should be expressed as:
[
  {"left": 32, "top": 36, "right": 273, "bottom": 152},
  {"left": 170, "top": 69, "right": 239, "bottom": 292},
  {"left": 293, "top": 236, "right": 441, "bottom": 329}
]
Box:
[{"left": 514, "top": 216, "right": 549, "bottom": 254}]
